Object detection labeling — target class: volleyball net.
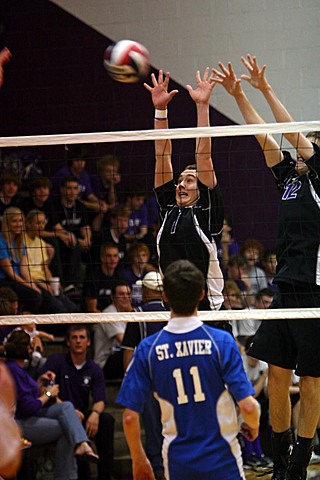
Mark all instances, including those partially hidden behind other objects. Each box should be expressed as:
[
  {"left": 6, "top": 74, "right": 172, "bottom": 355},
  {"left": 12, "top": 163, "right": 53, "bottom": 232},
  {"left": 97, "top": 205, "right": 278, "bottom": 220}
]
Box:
[{"left": 0, "top": 120, "right": 319, "bottom": 328}]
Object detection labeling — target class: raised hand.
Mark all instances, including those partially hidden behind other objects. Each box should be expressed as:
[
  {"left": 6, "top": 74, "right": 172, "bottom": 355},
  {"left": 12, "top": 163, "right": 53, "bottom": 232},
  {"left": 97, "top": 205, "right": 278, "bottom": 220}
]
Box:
[
  {"left": 186, "top": 67, "right": 216, "bottom": 105},
  {"left": 240, "top": 54, "right": 269, "bottom": 91},
  {"left": 144, "top": 70, "right": 179, "bottom": 109},
  {"left": 212, "top": 61, "right": 243, "bottom": 97},
  {"left": 0, "top": 47, "right": 12, "bottom": 88}
]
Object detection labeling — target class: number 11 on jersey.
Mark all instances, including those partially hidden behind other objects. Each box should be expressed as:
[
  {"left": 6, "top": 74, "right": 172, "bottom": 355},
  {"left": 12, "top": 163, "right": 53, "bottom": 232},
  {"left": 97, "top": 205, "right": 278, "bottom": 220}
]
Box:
[{"left": 173, "top": 366, "right": 206, "bottom": 405}]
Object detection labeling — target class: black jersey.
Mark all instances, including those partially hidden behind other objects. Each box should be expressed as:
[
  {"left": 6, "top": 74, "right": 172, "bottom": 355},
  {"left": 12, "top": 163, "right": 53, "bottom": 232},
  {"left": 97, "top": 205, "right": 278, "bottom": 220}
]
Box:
[
  {"left": 155, "top": 179, "right": 224, "bottom": 310},
  {"left": 272, "top": 144, "right": 320, "bottom": 286}
]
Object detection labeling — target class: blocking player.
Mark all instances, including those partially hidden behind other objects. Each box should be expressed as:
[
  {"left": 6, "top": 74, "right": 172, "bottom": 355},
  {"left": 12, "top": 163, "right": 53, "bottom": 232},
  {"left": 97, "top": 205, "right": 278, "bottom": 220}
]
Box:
[
  {"left": 213, "top": 55, "right": 320, "bottom": 480},
  {"left": 0, "top": 47, "right": 11, "bottom": 87},
  {"left": 144, "top": 69, "right": 224, "bottom": 312},
  {"left": 117, "top": 259, "right": 260, "bottom": 480}
]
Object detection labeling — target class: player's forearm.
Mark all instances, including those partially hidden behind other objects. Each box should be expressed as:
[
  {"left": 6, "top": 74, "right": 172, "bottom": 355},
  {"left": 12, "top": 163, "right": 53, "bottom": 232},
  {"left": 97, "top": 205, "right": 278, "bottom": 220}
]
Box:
[
  {"left": 234, "top": 92, "right": 282, "bottom": 167},
  {"left": 261, "top": 85, "right": 314, "bottom": 158},
  {"left": 123, "top": 409, "right": 148, "bottom": 460},
  {"left": 154, "top": 117, "right": 173, "bottom": 187},
  {"left": 195, "top": 103, "right": 216, "bottom": 187},
  {"left": 238, "top": 395, "right": 260, "bottom": 429}
]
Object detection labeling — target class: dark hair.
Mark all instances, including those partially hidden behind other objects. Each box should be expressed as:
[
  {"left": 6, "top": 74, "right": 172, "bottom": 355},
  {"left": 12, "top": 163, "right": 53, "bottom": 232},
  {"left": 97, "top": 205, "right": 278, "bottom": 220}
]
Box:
[
  {"left": 0, "top": 286, "right": 18, "bottom": 304},
  {"left": 111, "top": 281, "right": 131, "bottom": 296},
  {"left": 228, "top": 254, "right": 247, "bottom": 268},
  {"left": 262, "top": 249, "right": 276, "bottom": 262},
  {"left": 100, "top": 242, "right": 119, "bottom": 256},
  {"left": 110, "top": 204, "right": 131, "bottom": 219},
  {"left": 5, "top": 330, "right": 30, "bottom": 360},
  {"left": 66, "top": 144, "right": 86, "bottom": 166},
  {"left": 255, "top": 288, "right": 274, "bottom": 300},
  {"left": 0, "top": 171, "right": 21, "bottom": 189},
  {"left": 0, "top": 298, "right": 15, "bottom": 315},
  {"left": 25, "top": 209, "right": 46, "bottom": 225},
  {"left": 29, "top": 176, "right": 52, "bottom": 193},
  {"left": 125, "top": 182, "right": 145, "bottom": 200},
  {"left": 66, "top": 324, "right": 90, "bottom": 340},
  {"left": 97, "top": 154, "right": 120, "bottom": 173},
  {"left": 182, "top": 164, "right": 196, "bottom": 171},
  {"left": 163, "top": 260, "right": 204, "bottom": 315},
  {"left": 61, "top": 176, "right": 79, "bottom": 187}
]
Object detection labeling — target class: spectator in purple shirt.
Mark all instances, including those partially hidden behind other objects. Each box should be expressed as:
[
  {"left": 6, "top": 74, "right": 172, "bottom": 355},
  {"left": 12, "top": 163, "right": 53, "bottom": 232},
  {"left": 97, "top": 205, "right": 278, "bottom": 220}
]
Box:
[
  {"left": 42, "top": 325, "right": 115, "bottom": 480},
  {"left": 51, "top": 145, "right": 107, "bottom": 215},
  {"left": 4, "top": 330, "right": 98, "bottom": 480}
]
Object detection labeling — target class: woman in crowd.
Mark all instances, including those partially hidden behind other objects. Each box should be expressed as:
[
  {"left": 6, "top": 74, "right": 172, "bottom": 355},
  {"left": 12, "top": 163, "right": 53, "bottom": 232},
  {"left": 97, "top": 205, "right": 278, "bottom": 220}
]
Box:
[
  {"left": 0, "top": 206, "right": 42, "bottom": 313},
  {"left": 5, "top": 330, "right": 98, "bottom": 480}
]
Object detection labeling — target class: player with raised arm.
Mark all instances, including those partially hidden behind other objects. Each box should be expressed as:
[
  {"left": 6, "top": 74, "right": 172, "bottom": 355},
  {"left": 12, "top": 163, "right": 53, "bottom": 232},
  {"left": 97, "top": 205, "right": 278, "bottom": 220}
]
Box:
[
  {"left": 117, "top": 259, "right": 260, "bottom": 480},
  {"left": 213, "top": 55, "right": 320, "bottom": 480},
  {"left": 144, "top": 69, "right": 225, "bottom": 312},
  {"left": 0, "top": 47, "right": 11, "bottom": 88}
]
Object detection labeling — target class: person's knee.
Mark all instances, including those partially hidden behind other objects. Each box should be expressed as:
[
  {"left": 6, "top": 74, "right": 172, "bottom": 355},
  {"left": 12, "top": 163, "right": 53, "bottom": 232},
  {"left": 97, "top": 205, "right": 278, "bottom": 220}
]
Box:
[
  {"left": 268, "top": 366, "right": 291, "bottom": 395},
  {"left": 299, "top": 376, "right": 320, "bottom": 398},
  {"left": 58, "top": 400, "right": 74, "bottom": 414}
]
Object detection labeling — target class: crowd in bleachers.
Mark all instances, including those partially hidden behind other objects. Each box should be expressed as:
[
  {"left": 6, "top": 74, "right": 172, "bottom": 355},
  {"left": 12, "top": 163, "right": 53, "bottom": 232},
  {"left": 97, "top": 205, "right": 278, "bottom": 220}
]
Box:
[{"left": 4, "top": 140, "right": 320, "bottom": 478}]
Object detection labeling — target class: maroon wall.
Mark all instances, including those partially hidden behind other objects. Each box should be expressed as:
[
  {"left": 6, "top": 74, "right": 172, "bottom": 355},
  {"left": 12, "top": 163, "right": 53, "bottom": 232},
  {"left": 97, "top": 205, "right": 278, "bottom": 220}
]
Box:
[{"left": 0, "top": 0, "right": 279, "bottom": 247}]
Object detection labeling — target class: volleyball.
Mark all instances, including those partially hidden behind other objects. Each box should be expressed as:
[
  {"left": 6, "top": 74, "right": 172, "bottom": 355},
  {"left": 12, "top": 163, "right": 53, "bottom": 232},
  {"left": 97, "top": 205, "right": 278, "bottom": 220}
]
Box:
[{"left": 103, "top": 40, "right": 150, "bottom": 83}]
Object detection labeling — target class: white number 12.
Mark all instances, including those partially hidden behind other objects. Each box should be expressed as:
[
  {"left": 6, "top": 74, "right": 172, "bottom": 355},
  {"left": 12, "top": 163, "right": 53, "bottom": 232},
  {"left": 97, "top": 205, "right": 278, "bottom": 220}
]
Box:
[{"left": 173, "top": 366, "right": 205, "bottom": 405}]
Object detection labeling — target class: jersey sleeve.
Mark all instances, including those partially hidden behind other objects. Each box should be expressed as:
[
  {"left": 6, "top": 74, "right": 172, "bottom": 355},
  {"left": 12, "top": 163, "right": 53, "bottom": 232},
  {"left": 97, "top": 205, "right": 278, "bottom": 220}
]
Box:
[
  {"left": 198, "top": 180, "right": 224, "bottom": 237},
  {"left": 154, "top": 180, "right": 176, "bottom": 218},
  {"left": 271, "top": 151, "right": 295, "bottom": 188},
  {"left": 218, "top": 336, "right": 255, "bottom": 402},
  {"left": 305, "top": 143, "right": 320, "bottom": 180},
  {"left": 116, "top": 343, "right": 152, "bottom": 412}
]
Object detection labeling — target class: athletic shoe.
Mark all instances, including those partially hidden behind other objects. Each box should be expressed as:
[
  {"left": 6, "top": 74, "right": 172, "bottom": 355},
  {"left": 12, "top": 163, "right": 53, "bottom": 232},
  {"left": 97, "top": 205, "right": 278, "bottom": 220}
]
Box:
[
  {"left": 310, "top": 451, "right": 320, "bottom": 464},
  {"left": 271, "top": 468, "right": 286, "bottom": 480},
  {"left": 314, "top": 444, "right": 320, "bottom": 456},
  {"left": 244, "top": 453, "right": 273, "bottom": 472},
  {"left": 285, "top": 464, "right": 307, "bottom": 480}
]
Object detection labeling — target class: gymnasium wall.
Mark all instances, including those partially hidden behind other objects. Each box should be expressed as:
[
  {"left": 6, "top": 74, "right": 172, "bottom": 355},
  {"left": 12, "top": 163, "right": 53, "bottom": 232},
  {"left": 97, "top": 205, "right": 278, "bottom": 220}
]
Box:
[
  {"left": 1, "top": 0, "right": 319, "bottom": 246},
  {"left": 50, "top": 0, "right": 320, "bottom": 124}
]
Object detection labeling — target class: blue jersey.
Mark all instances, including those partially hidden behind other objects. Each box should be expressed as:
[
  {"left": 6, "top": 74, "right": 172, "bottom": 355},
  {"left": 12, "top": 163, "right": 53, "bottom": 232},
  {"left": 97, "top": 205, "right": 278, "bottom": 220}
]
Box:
[{"left": 117, "top": 317, "right": 254, "bottom": 480}]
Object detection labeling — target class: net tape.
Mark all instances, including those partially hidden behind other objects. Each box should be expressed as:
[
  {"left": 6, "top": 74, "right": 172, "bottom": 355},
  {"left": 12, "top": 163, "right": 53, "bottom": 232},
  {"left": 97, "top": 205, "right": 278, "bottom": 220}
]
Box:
[
  {"left": 1, "top": 120, "right": 319, "bottom": 326},
  {"left": 1, "top": 121, "right": 320, "bottom": 147},
  {"left": 0, "top": 308, "right": 318, "bottom": 326}
]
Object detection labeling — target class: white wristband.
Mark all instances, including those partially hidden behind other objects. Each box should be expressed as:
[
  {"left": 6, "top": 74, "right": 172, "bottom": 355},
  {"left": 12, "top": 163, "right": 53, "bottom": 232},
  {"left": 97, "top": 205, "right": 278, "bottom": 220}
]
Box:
[{"left": 155, "top": 108, "right": 168, "bottom": 120}]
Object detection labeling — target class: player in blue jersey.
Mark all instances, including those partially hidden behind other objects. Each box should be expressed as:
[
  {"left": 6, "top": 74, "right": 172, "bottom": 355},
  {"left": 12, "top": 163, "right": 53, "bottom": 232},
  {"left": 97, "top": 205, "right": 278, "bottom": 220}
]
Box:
[
  {"left": 213, "top": 55, "right": 320, "bottom": 480},
  {"left": 117, "top": 259, "right": 260, "bottom": 480}
]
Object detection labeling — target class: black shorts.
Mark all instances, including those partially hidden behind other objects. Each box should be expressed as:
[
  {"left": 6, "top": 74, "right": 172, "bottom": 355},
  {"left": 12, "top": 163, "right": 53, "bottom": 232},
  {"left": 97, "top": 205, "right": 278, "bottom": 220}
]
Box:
[{"left": 248, "top": 282, "right": 320, "bottom": 377}]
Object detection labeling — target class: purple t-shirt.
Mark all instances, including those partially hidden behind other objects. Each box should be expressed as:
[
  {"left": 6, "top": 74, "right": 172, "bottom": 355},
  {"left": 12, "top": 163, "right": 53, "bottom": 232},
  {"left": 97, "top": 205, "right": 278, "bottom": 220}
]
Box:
[
  {"left": 51, "top": 165, "right": 93, "bottom": 199},
  {"left": 6, "top": 361, "right": 42, "bottom": 419},
  {"left": 126, "top": 204, "right": 148, "bottom": 236},
  {"left": 42, "top": 353, "right": 106, "bottom": 412}
]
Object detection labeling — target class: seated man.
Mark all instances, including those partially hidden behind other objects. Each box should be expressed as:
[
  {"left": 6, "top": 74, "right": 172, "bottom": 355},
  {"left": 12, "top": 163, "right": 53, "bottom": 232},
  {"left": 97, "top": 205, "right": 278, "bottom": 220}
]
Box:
[
  {"left": 91, "top": 204, "right": 130, "bottom": 265},
  {"left": 0, "top": 171, "right": 21, "bottom": 224},
  {"left": 94, "top": 282, "right": 133, "bottom": 380},
  {"left": 51, "top": 144, "right": 107, "bottom": 215},
  {"left": 53, "top": 176, "right": 92, "bottom": 290},
  {"left": 82, "top": 243, "right": 125, "bottom": 313},
  {"left": 42, "top": 324, "right": 115, "bottom": 480}
]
